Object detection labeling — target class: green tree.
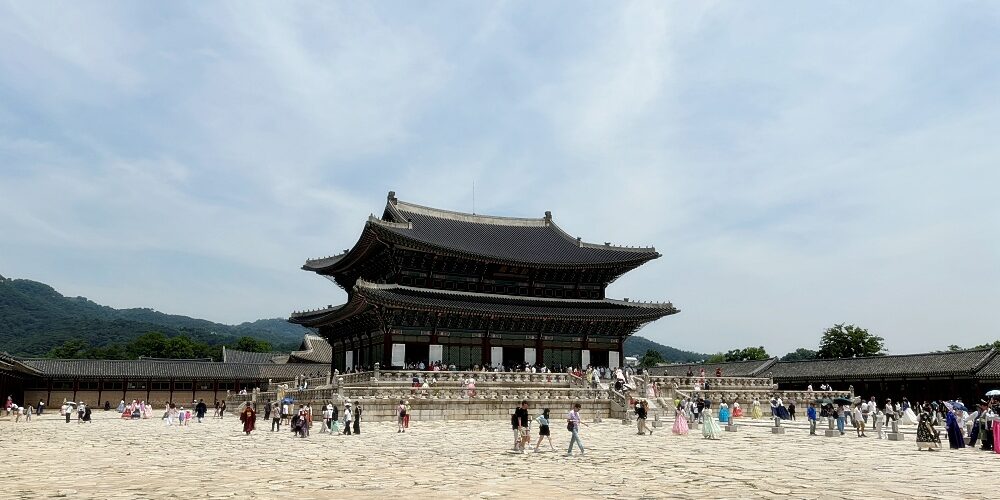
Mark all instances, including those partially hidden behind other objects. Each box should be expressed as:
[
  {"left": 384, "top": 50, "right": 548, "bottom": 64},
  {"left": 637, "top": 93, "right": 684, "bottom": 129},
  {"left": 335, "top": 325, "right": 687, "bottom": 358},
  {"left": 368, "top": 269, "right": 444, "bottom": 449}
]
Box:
[
  {"left": 974, "top": 340, "right": 1000, "bottom": 350},
  {"left": 780, "top": 348, "right": 817, "bottom": 361},
  {"left": 639, "top": 349, "right": 665, "bottom": 367},
  {"left": 816, "top": 323, "right": 885, "bottom": 359},
  {"left": 947, "top": 344, "right": 962, "bottom": 352},
  {"left": 704, "top": 352, "right": 726, "bottom": 364},
  {"left": 232, "top": 336, "right": 273, "bottom": 353},
  {"left": 724, "top": 346, "right": 769, "bottom": 362},
  {"left": 46, "top": 339, "right": 90, "bottom": 358}
]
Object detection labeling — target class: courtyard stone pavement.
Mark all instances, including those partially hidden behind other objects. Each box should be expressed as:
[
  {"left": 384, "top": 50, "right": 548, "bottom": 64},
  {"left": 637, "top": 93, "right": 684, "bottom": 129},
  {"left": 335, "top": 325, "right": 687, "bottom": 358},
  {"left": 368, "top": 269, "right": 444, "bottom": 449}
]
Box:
[{"left": 1, "top": 411, "right": 999, "bottom": 499}]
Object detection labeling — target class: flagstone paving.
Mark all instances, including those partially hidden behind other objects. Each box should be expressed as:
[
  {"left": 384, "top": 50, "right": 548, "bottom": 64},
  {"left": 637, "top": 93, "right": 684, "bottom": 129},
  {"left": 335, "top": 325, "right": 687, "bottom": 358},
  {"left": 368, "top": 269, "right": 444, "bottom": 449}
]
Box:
[{"left": 1, "top": 412, "right": 998, "bottom": 498}]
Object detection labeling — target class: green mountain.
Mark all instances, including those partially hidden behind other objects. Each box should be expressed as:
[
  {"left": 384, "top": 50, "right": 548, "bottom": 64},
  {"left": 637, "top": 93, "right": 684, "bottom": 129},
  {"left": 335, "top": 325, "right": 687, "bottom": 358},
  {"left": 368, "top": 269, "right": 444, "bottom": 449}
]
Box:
[
  {"left": 623, "top": 335, "right": 707, "bottom": 363},
  {"left": 0, "top": 276, "right": 308, "bottom": 356}
]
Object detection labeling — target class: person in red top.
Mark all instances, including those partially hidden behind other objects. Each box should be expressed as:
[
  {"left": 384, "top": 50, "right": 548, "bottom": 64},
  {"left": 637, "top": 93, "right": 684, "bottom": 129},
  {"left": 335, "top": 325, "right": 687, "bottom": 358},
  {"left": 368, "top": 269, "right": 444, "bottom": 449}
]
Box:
[
  {"left": 715, "top": 368, "right": 722, "bottom": 377},
  {"left": 240, "top": 405, "right": 256, "bottom": 436}
]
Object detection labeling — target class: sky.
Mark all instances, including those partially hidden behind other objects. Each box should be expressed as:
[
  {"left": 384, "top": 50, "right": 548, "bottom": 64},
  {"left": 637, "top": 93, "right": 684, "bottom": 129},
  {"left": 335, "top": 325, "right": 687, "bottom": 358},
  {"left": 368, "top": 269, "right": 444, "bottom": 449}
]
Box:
[{"left": 1, "top": 1, "right": 998, "bottom": 356}]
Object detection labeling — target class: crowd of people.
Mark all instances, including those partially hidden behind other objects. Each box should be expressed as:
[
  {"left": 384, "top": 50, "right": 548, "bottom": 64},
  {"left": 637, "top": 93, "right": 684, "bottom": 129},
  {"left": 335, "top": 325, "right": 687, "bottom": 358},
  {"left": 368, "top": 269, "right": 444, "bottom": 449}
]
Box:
[
  {"left": 235, "top": 399, "right": 365, "bottom": 438},
  {"left": 509, "top": 400, "right": 589, "bottom": 456}
]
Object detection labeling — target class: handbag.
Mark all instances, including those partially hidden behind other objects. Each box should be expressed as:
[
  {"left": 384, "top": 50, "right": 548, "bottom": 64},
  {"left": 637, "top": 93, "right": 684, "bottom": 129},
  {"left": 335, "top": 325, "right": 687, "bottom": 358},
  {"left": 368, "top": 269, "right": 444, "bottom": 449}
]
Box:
[{"left": 567, "top": 420, "right": 575, "bottom": 431}]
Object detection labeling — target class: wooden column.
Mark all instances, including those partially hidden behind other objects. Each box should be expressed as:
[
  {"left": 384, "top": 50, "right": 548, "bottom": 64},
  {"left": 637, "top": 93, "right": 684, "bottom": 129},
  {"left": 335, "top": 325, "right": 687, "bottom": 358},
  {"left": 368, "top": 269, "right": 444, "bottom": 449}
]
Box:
[{"left": 96, "top": 379, "right": 103, "bottom": 409}]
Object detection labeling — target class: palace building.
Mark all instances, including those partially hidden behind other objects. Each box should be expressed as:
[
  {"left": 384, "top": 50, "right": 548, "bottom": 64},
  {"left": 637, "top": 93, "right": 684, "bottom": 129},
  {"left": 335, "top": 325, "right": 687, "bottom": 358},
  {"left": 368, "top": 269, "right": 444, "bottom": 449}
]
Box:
[{"left": 289, "top": 191, "right": 679, "bottom": 372}]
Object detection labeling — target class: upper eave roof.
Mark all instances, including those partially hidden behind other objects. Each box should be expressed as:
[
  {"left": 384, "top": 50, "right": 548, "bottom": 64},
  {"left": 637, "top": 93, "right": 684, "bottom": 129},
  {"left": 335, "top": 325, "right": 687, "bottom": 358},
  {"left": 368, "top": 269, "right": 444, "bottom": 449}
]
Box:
[{"left": 303, "top": 192, "right": 660, "bottom": 272}]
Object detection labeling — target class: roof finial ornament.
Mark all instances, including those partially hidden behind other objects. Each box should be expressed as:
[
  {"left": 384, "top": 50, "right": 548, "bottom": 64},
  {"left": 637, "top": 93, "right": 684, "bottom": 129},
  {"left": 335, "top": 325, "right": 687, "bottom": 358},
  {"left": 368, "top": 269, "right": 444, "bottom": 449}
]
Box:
[
  {"left": 387, "top": 190, "right": 397, "bottom": 205},
  {"left": 544, "top": 211, "right": 552, "bottom": 224}
]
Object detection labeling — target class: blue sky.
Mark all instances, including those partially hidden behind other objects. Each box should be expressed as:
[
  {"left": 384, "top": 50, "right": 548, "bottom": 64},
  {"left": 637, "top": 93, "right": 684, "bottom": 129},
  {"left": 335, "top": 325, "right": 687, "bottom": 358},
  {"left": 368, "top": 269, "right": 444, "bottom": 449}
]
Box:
[{"left": 1, "top": 1, "right": 998, "bottom": 355}]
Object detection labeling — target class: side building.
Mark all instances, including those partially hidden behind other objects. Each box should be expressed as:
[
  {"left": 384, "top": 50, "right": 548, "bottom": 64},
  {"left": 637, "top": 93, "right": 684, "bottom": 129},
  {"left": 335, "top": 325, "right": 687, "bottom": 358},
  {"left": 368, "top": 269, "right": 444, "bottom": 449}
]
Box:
[{"left": 290, "top": 191, "right": 679, "bottom": 372}]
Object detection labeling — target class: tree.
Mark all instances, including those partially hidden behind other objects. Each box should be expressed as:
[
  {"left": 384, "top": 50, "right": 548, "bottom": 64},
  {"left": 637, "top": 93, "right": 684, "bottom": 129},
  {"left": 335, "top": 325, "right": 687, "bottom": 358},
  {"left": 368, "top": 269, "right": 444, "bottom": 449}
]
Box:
[
  {"left": 704, "top": 353, "right": 726, "bottom": 364},
  {"left": 639, "top": 349, "right": 665, "bottom": 367},
  {"left": 816, "top": 323, "right": 885, "bottom": 359},
  {"left": 232, "top": 336, "right": 273, "bottom": 353},
  {"left": 947, "top": 344, "right": 962, "bottom": 352},
  {"left": 974, "top": 340, "right": 1000, "bottom": 350},
  {"left": 780, "top": 348, "right": 817, "bottom": 361},
  {"left": 46, "top": 339, "right": 89, "bottom": 358},
  {"left": 724, "top": 346, "right": 769, "bottom": 362}
]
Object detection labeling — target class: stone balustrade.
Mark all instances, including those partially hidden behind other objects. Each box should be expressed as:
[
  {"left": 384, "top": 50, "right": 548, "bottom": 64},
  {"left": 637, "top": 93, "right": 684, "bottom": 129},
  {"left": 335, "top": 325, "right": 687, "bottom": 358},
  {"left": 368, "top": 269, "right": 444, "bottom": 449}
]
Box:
[
  {"left": 341, "top": 385, "right": 609, "bottom": 402},
  {"left": 355, "top": 370, "right": 573, "bottom": 387},
  {"left": 669, "top": 388, "right": 854, "bottom": 406},
  {"left": 647, "top": 375, "right": 775, "bottom": 391}
]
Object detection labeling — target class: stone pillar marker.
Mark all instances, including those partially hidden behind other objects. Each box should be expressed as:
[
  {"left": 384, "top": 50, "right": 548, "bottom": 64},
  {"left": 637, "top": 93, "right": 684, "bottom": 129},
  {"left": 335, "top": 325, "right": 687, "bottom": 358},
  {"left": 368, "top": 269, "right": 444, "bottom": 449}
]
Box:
[
  {"left": 824, "top": 416, "right": 839, "bottom": 437},
  {"left": 652, "top": 413, "right": 662, "bottom": 428},
  {"left": 771, "top": 415, "right": 785, "bottom": 434},
  {"left": 887, "top": 418, "right": 905, "bottom": 441}
]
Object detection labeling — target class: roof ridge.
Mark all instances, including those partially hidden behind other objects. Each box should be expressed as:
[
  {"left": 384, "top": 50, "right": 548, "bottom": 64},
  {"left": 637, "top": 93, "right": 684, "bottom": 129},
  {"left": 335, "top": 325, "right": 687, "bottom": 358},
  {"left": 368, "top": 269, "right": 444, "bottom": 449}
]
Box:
[
  {"left": 354, "top": 279, "right": 675, "bottom": 309},
  {"left": 392, "top": 198, "right": 549, "bottom": 227},
  {"left": 546, "top": 219, "right": 657, "bottom": 253},
  {"left": 775, "top": 347, "right": 995, "bottom": 364}
]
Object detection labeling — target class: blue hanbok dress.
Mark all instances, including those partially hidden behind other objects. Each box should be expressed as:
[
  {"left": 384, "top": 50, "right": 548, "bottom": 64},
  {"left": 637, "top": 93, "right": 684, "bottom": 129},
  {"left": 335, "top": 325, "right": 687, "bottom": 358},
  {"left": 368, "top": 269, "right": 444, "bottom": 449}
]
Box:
[{"left": 718, "top": 404, "right": 730, "bottom": 423}]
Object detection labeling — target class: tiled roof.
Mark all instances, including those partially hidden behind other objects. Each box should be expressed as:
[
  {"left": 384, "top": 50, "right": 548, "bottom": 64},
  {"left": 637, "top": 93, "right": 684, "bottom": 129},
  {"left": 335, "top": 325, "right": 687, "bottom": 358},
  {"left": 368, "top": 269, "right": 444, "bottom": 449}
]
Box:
[
  {"left": 304, "top": 192, "right": 660, "bottom": 270},
  {"left": 768, "top": 349, "right": 997, "bottom": 381},
  {"left": 290, "top": 280, "right": 678, "bottom": 326},
  {"left": 656, "top": 358, "right": 777, "bottom": 377},
  {"left": 974, "top": 351, "right": 1000, "bottom": 379},
  {"left": 288, "top": 335, "right": 332, "bottom": 364},
  {"left": 221, "top": 348, "right": 285, "bottom": 364},
  {"left": 17, "top": 358, "right": 327, "bottom": 381}
]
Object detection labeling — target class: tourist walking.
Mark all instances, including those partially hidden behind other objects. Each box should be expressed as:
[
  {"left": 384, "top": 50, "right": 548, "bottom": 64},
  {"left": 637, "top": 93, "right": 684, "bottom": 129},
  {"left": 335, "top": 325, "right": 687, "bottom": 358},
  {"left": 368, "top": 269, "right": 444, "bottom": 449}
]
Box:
[
  {"left": 875, "top": 410, "right": 886, "bottom": 439},
  {"left": 322, "top": 404, "right": 333, "bottom": 433},
  {"left": 239, "top": 405, "right": 256, "bottom": 435},
  {"left": 219, "top": 400, "right": 226, "bottom": 419},
  {"left": 836, "top": 404, "right": 847, "bottom": 435},
  {"left": 329, "top": 405, "right": 340, "bottom": 433},
  {"left": 342, "top": 401, "right": 353, "bottom": 435},
  {"left": 635, "top": 400, "right": 653, "bottom": 435},
  {"left": 397, "top": 400, "right": 407, "bottom": 433},
  {"left": 788, "top": 401, "right": 796, "bottom": 421},
  {"left": 403, "top": 400, "right": 411, "bottom": 429},
  {"left": 271, "top": 402, "right": 281, "bottom": 432},
  {"left": 533, "top": 408, "right": 554, "bottom": 452},
  {"left": 944, "top": 404, "right": 964, "bottom": 449},
  {"left": 672, "top": 406, "right": 689, "bottom": 435},
  {"left": 195, "top": 399, "right": 207, "bottom": 423},
  {"left": 264, "top": 400, "right": 272, "bottom": 421},
  {"left": 214, "top": 400, "right": 220, "bottom": 417},
  {"left": 515, "top": 400, "right": 531, "bottom": 452},
  {"left": 718, "top": 401, "right": 730, "bottom": 424},
  {"left": 916, "top": 405, "right": 941, "bottom": 451},
  {"left": 353, "top": 403, "right": 362, "bottom": 434},
  {"left": 566, "top": 403, "right": 588, "bottom": 456},
  {"left": 807, "top": 403, "right": 818, "bottom": 435},
  {"left": 63, "top": 402, "right": 72, "bottom": 423},
  {"left": 701, "top": 408, "right": 722, "bottom": 440},
  {"left": 852, "top": 403, "right": 866, "bottom": 437}
]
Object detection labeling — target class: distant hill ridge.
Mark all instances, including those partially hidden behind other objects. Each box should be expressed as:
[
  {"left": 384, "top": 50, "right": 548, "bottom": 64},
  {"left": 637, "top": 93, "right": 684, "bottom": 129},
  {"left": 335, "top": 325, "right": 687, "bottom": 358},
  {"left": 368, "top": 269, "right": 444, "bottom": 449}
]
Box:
[
  {"left": 0, "top": 275, "right": 704, "bottom": 362},
  {"left": 0, "top": 277, "right": 307, "bottom": 356}
]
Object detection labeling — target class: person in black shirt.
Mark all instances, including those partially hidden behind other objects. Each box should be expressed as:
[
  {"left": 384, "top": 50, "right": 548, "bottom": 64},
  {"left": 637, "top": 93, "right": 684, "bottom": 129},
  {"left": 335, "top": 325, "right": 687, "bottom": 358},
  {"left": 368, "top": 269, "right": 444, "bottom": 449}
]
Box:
[{"left": 514, "top": 400, "right": 531, "bottom": 453}]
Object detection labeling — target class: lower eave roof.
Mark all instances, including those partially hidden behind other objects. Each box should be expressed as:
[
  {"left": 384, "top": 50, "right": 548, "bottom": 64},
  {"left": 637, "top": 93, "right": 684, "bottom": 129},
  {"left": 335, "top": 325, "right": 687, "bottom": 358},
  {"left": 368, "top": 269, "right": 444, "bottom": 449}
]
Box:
[
  {"left": 290, "top": 281, "right": 678, "bottom": 327},
  {"left": 767, "top": 349, "right": 998, "bottom": 380},
  {"left": 16, "top": 358, "right": 327, "bottom": 381},
  {"left": 656, "top": 358, "right": 778, "bottom": 377}
]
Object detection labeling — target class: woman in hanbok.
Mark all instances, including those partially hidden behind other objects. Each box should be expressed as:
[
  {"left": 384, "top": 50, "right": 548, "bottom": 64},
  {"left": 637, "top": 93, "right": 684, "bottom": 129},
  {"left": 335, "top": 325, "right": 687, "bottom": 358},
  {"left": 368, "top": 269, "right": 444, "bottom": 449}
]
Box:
[
  {"left": 732, "top": 402, "right": 743, "bottom": 418},
  {"left": 900, "top": 404, "right": 918, "bottom": 425},
  {"left": 466, "top": 377, "right": 477, "bottom": 397},
  {"left": 718, "top": 401, "right": 730, "bottom": 424},
  {"left": 916, "top": 405, "right": 941, "bottom": 451},
  {"left": 702, "top": 408, "right": 722, "bottom": 440},
  {"left": 117, "top": 400, "right": 126, "bottom": 413},
  {"left": 672, "top": 408, "right": 689, "bottom": 435},
  {"left": 750, "top": 399, "right": 763, "bottom": 420},
  {"left": 945, "top": 406, "right": 965, "bottom": 449},
  {"left": 240, "top": 405, "right": 256, "bottom": 436}
]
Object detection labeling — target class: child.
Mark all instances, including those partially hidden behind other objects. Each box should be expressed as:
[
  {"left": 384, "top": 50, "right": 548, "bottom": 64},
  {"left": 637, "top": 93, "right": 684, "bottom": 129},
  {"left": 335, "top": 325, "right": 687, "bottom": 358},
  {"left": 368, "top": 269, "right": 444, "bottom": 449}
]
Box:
[{"left": 875, "top": 410, "right": 886, "bottom": 439}]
